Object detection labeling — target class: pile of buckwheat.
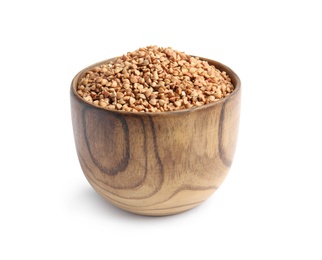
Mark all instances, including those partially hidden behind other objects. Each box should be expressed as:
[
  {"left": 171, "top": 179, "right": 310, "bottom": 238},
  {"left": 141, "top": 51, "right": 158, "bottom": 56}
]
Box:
[{"left": 77, "top": 46, "right": 234, "bottom": 112}]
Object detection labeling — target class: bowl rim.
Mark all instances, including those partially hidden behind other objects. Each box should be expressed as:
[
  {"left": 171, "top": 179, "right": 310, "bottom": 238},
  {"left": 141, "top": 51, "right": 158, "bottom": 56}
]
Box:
[{"left": 71, "top": 56, "right": 241, "bottom": 116}]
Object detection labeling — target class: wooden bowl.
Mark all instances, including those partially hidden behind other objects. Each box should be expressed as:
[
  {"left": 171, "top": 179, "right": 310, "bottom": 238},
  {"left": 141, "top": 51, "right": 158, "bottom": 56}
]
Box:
[{"left": 70, "top": 57, "right": 241, "bottom": 216}]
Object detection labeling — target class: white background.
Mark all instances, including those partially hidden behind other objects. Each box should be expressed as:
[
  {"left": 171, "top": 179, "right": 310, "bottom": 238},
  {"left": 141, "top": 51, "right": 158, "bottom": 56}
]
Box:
[{"left": 1, "top": 0, "right": 321, "bottom": 259}]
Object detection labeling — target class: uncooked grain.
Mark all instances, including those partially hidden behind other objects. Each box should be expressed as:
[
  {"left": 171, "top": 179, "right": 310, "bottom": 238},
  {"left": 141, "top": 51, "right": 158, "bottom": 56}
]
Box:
[{"left": 77, "top": 46, "right": 234, "bottom": 112}]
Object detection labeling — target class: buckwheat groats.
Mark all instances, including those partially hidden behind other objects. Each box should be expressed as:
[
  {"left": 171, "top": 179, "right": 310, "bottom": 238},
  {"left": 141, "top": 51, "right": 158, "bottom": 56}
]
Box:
[{"left": 76, "top": 46, "right": 234, "bottom": 112}]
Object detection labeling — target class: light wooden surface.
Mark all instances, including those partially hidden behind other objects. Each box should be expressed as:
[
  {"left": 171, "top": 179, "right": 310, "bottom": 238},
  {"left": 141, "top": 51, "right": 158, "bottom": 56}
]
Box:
[{"left": 70, "top": 58, "right": 241, "bottom": 216}]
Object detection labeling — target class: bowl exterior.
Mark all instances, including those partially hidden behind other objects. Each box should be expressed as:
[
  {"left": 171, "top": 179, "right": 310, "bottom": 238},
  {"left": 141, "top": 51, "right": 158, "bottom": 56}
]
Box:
[{"left": 70, "top": 58, "right": 241, "bottom": 216}]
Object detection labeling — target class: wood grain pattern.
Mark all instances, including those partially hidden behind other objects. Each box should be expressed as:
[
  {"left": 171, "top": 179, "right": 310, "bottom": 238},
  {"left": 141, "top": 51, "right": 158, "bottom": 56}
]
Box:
[{"left": 70, "top": 57, "right": 241, "bottom": 216}]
